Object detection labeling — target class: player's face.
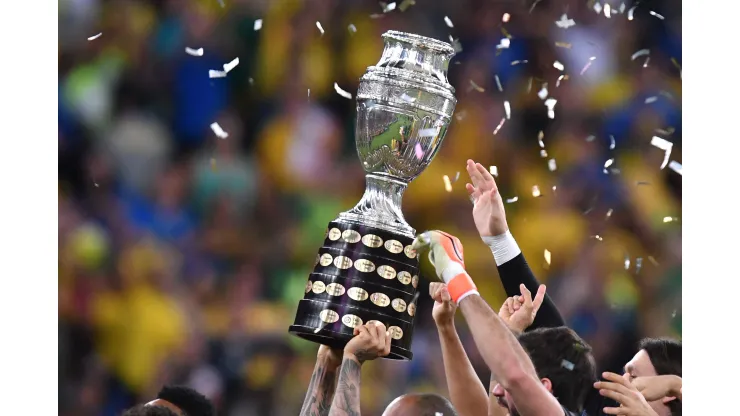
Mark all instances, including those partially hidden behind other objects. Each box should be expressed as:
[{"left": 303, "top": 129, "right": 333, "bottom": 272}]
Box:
[
  {"left": 624, "top": 349, "right": 670, "bottom": 416},
  {"left": 491, "top": 383, "right": 519, "bottom": 416}
]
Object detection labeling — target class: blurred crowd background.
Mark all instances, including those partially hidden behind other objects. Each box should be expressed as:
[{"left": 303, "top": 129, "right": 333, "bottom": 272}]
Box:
[{"left": 58, "top": 0, "right": 682, "bottom": 415}]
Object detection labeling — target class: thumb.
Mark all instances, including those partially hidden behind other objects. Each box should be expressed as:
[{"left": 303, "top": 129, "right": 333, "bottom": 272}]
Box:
[
  {"left": 440, "top": 286, "right": 452, "bottom": 303},
  {"left": 532, "top": 285, "right": 547, "bottom": 311},
  {"left": 519, "top": 284, "right": 533, "bottom": 307}
]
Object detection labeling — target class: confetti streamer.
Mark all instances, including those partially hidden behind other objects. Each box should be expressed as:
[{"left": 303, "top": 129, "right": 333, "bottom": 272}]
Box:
[
  {"left": 650, "top": 136, "right": 673, "bottom": 169},
  {"left": 495, "top": 75, "right": 503, "bottom": 92},
  {"left": 444, "top": 16, "right": 454, "bottom": 27},
  {"left": 469, "top": 80, "right": 485, "bottom": 92},
  {"left": 489, "top": 166, "right": 498, "bottom": 177},
  {"left": 649, "top": 10, "right": 664, "bottom": 19},
  {"left": 185, "top": 47, "right": 204, "bottom": 56},
  {"left": 453, "top": 172, "right": 460, "bottom": 182},
  {"left": 210, "top": 122, "right": 229, "bottom": 139},
  {"left": 553, "top": 61, "right": 565, "bottom": 71},
  {"left": 580, "top": 57, "right": 596, "bottom": 75},
  {"left": 555, "top": 14, "right": 576, "bottom": 29},
  {"left": 443, "top": 175, "right": 452, "bottom": 192},
  {"left": 493, "top": 118, "right": 506, "bottom": 135},
  {"left": 607, "top": 208, "right": 614, "bottom": 218},
  {"left": 532, "top": 185, "right": 541, "bottom": 197},
  {"left": 414, "top": 143, "right": 424, "bottom": 160},
  {"left": 223, "top": 57, "right": 240, "bottom": 73},
  {"left": 307, "top": 89, "right": 310, "bottom": 100},
  {"left": 254, "top": 19, "right": 263, "bottom": 31},
  {"left": 209, "top": 70, "right": 227, "bottom": 78},
  {"left": 504, "top": 101, "right": 511, "bottom": 119},
  {"left": 87, "top": 33, "right": 102, "bottom": 41},
  {"left": 548, "top": 159, "right": 557, "bottom": 171},
  {"left": 334, "top": 82, "right": 353, "bottom": 99},
  {"left": 668, "top": 161, "right": 683, "bottom": 175},
  {"left": 348, "top": 24, "right": 357, "bottom": 34},
  {"left": 506, "top": 196, "right": 518, "bottom": 203},
  {"left": 316, "top": 21, "right": 325, "bottom": 35},
  {"left": 544, "top": 249, "right": 551, "bottom": 265}
]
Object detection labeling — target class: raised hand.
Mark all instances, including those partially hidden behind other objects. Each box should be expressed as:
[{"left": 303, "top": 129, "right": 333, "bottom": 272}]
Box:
[
  {"left": 595, "top": 372, "right": 660, "bottom": 415},
  {"left": 631, "top": 375, "right": 682, "bottom": 403},
  {"left": 465, "top": 159, "right": 508, "bottom": 237},
  {"left": 411, "top": 230, "right": 466, "bottom": 281},
  {"left": 430, "top": 282, "right": 457, "bottom": 327},
  {"left": 498, "top": 284, "right": 547, "bottom": 333},
  {"left": 343, "top": 321, "right": 392, "bottom": 364}
]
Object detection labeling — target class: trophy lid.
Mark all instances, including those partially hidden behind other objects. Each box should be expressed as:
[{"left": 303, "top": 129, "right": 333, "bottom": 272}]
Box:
[{"left": 374, "top": 31, "right": 456, "bottom": 86}]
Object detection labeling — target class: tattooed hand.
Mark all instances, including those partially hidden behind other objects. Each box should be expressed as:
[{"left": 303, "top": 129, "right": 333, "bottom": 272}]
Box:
[
  {"left": 299, "top": 345, "right": 343, "bottom": 416},
  {"left": 344, "top": 321, "right": 392, "bottom": 364}
]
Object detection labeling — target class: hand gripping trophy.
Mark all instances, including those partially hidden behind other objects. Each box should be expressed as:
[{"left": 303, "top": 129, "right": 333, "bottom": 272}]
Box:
[{"left": 289, "top": 31, "right": 457, "bottom": 360}]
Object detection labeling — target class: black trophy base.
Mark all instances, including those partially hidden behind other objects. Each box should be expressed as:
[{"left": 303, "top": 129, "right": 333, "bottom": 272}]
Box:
[{"left": 289, "top": 220, "right": 421, "bottom": 361}]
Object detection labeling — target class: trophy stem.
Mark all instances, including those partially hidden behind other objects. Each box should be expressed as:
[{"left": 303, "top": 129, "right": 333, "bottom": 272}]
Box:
[{"left": 337, "top": 174, "right": 415, "bottom": 238}]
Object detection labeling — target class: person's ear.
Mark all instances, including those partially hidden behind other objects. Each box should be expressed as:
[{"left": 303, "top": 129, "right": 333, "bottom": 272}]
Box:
[
  {"left": 540, "top": 378, "right": 553, "bottom": 393},
  {"left": 662, "top": 396, "right": 677, "bottom": 404}
]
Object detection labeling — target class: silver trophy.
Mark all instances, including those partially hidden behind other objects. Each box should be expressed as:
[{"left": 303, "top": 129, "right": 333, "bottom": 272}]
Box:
[{"left": 289, "top": 31, "right": 457, "bottom": 360}]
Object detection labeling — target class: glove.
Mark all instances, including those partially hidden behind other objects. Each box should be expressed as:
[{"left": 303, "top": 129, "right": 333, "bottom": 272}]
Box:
[{"left": 412, "top": 230, "right": 478, "bottom": 303}]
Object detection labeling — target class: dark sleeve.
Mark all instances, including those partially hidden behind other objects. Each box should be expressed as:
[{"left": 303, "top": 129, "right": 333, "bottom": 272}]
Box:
[{"left": 496, "top": 253, "right": 566, "bottom": 330}]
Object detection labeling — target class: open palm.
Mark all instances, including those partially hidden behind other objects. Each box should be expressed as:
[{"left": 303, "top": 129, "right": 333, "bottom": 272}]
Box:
[{"left": 465, "top": 159, "right": 508, "bottom": 237}]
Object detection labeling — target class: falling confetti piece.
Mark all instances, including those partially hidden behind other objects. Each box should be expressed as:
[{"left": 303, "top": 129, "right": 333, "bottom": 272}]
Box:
[
  {"left": 555, "top": 42, "right": 572, "bottom": 49},
  {"left": 607, "top": 208, "right": 614, "bottom": 218},
  {"left": 556, "top": 74, "right": 567, "bottom": 87},
  {"left": 370, "top": 13, "right": 385, "bottom": 19},
  {"left": 580, "top": 56, "right": 596, "bottom": 75},
  {"left": 651, "top": 136, "right": 673, "bottom": 169},
  {"left": 636, "top": 258, "right": 644, "bottom": 273},
  {"left": 604, "top": 158, "right": 614, "bottom": 168},
  {"left": 647, "top": 256, "right": 658, "bottom": 266},
  {"left": 544, "top": 249, "right": 551, "bottom": 265},
  {"left": 348, "top": 24, "right": 357, "bottom": 34},
  {"left": 469, "top": 80, "right": 485, "bottom": 92},
  {"left": 624, "top": 254, "right": 630, "bottom": 270},
  {"left": 527, "top": 77, "right": 533, "bottom": 93},
  {"left": 645, "top": 96, "right": 658, "bottom": 104},
  {"left": 209, "top": 70, "right": 227, "bottom": 78},
  {"left": 609, "top": 135, "right": 616, "bottom": 150},
  {"left": 663, "top": 216, "right": 679, "bottom": 223},
  {"left": 316, "top": 21, "right": 325, "bottom": 35},
  {"left": 504, "top": 101, "right": 511, "bottom": 119},
  {"left": 248, "top": 77, "right": 254, "bottom": 86},
  {"left": 561, "top": 360, "right": 575, "bottom": 371},
  {"left": 444, "top": 16, "right": 454, "bottom": 27},
  {"left": 532, "top": 185, "right": 541, "bottom": 197},
  {"left": 586, "top": 135, "right": 596, "bottom": 142},
  {"left": 552, "top": 185, "right": 557, "bottom": 192},
  {"left": 628, "top": 6, "right": 637, "bottom": 20},
  {"left": 401, "top": 93, "right": 416, "bottom": 103},
  {"left": 455, "top": 111, "right": 467, "bottom": 121},
  {"left": 592, "top": 235, "right": 603, "bottom": 241},
  {"left": 631, "top": 49, "right": 650, "bottom": 61},
  {"left": 649, "top": 10, "right": 664, "bottom": 19},
  {"left": 419, "top": 128, "right": 438, "bottom": 137},
  {"left": 489, "top": 166, "right": 498, "bottom": 177},
  {"left": 496, "top": 38, "right": 511, "bottom": 50},
  {"left": 223, "top": 57, "right": 240, "bottom": 73},
  {"left": 87, "top": 33, "right": 102, "bottom": 41},
  {"left": 383, "top": 2, "right": 397, "bottom": 12},
  {"left": 544, "top": 98, "right": 557, "bottom": 119},
  {"left": 398, "top": 0, "right": 416, "bottom": 11},
  {"left": 495, "top": 75, "right": 503, "bottom": 92},
  {"left": 671, "top": 310, "right": 677, "bottom": 318},
  {"left": 537, "top": 85, "right": 549, "bottom": 100},
  {"left": 254, "top": 19, "right": 263, "bottom": 31},
  {"left": 555, "top": 14, "right": 576, "bottom": 29},
  {"left": 511, "top": 60, "right": 529, "bottom": 66},
  {"left": 553, "top": 61, "right": 565, "bottom": 71},
  {"left": 643, "top": 56, "right": 651, "bottom": 68},
  {"left": 307, "top": 89, "right": 311, "bottom": 100},
  {"left": 548, "top": 159, "right": 557, "bottom": 171},
  {"left": 538, "top": 131, "right": 545, "bottom": 148},
  {"left": 185, "top": 47, "right": 204, "bottom": 56},
  {"left": 449, "top": 36, "right": 463, "bottom": 53},
  {"left": 593, "top": 2, "right": 603, "bottom": 14},
  {"left": 493, "top": 118, "right": 506, "bottom": 135},
  {"left": 210, "top": 122, "right": 229, "bottom": 139},
  {"left": 506, "top": 196, "right": 518, "bottom": 203},
  {"left": 668, "top": 161, "right": 682, "bottom": 175},
  {"left": 540, "top": 149, "right": 548, "bottom": 158},
  {"left": 502, "top": 13, "right": 511, "bottom": 22},
  {"left": 453, "top": 172, "right": 461, "bottom": 182},
  {"left": 334, "top": 82, "right": 353, "bottom": 99},
  {"left": 414, "top": 143, "right": 424, "bottom": 159},
  {"left": 604, "top": 3, "right": 612, "bottom": 17},
  {"left": 443, "top": 175, "right": 452, "bottom": 192}
]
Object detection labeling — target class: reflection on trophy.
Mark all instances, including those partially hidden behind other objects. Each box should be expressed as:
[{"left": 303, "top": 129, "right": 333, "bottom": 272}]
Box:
[{"left": 289, "top": 31, "right": 457, "bottom": 360}]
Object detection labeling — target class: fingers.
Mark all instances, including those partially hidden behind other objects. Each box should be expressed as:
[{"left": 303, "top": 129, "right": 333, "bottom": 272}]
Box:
[
  {"left": 519, "top": 284, "right": 533, "bottom": 307},
  {"left": 503, "top": 298, "right": 514, "bottom": 315},
  {"left": 602, "top": 407, "right": 628, "bottom": 415},
  {"left": 355, "top": 324, "right": 370, "bottom": 338},
  {"left": 429, "top": 282, "right": 443, "bottom": 300},
  {"left": 383, "top": 329, "right": 392, "bottom": 356},
  {"left": 466, "top": 159, "right": 483, "bottom": 190},
  {"left": 475, "top": 162, "right": 495, "bottom": 188},
  {"left": 367, "top": 320, "right": 384, "bottom": 341},
  {"left": 602, "top": 372, "right": 635, "bottom": 389},
  {"left": 440, "top": 286, "right": 452, "bottom": 303},
  {"left": 594, "top": 380, "right": 633, "bottom": 397},
  {"left": 597, "top": 388, "right": 628, "bottom": 404},
  {"left": 532, "top": 285, "right": 547, "bottom": 311}
]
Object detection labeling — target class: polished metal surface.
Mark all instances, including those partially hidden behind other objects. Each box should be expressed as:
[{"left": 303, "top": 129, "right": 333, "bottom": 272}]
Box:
[{"left": 337, "top": 31, "right": 457, "bottom": 238}]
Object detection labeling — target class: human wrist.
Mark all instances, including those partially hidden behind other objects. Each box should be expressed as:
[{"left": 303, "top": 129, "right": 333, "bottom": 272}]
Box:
[
  {"left": 343, "top": 352, "right": 363, "bottom": 365},
  {"left": 481, "top": 230, "right": 521, "bottom": 266},
  {"left": 435, "top": 319, "right": 456, "bottom": 333}
]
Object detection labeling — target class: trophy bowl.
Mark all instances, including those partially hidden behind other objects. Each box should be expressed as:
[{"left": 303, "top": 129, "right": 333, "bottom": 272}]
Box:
[{"left": 289, "top": 31, "right": 457, "bottom": 360}]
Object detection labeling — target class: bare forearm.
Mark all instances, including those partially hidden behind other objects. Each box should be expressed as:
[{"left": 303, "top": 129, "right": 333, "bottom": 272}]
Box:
[
  {"left": 437, "top": 323, "right": 489, "bottom": 416},
  {"left": 488, "top": 376, "right": 509, "bottom": 416},
  {"left": 300, "top": 356, "right": 340, "bottom": 416},
  {"left": 328, "top": 356, "right": 363, "bottom": 416},
  {"left": 458, "top": 294, "right": 537, "bottom": 386}
]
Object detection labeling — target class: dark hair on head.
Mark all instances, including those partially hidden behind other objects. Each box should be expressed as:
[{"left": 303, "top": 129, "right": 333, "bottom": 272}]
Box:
[
  {"left": 156, "top": 385, "right": 215, "bottom": 416},
  {"left": 410, "top": 393, "right": 458, "bottom": 416},
  {"left": 639, "top": 338, "right": 682, "bottom": 416},
  {"left": 121, "top": 404, "right": 179, "bottom": 416},
  {"left": 518, "top": 327, "right": 596, "bottom": 412}
]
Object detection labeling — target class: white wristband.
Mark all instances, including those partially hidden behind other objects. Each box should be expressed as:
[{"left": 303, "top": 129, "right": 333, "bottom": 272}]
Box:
[
  {"left": 456, "top": 289, "right": 480, "bottom": 303},
  {"left": 441, "top": 262, "right": 466, "bottom": 284},
  {"left": 481, "top": 230, "right": 521, "bottom": 266}
]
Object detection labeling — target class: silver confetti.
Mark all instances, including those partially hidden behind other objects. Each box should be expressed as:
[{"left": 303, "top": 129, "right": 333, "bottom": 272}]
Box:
[
  {"left": 592, "top": 235, "right": 603, "bottom": 241},
  {"left": 185, "top": 47, "right": 204, "bottom": 56},
  {"left": 556, "top": 74, "right": 567, "bottom": 87},
  {"left": 540, "top": 149, "right": 548, "bottom": 158},
  {"left": 668, "top": 161, "right": 682, "bottom": 175},
  {"left": 497, "top": 38, "right": 511, "bottom": 50},
  {"left": 87, "top": 33, "right": 102, "bottom": 41},
  {"left": 545, "top": 98, "right": 557, "bottom": 119},
  {"left": 495, "top": 75, "right": 503, "bottom": 92},
  {"left": 624, "top": 254, "right": 630, "bottom": 270},
  {"left": 604, "top": 158, "right": 614, "bottom": 168},
  {"left": 398, "top": 0, "right": 416, "bottom": 11},
  {"left": 586, "top": 135, "right": 596, "bottom": 142},
  {"left": 593, "top": 2, "right": 603, "bottom": 14},
  {"left": 493, "top": 118, "right": 506, "bottom": 135},
  {"left": 580, "top": 57, "right": 596, "bottom": 75},
  {"left": 561, "top": 359, "right": 574, "bottom": 371},
  {"left": 223, "top": 57, "right": 240, "bottom": 73},
  {"left": 609, "top": 135, "right": 616, "bottom": 150},
  {"left": 209, "top": 70, "right": 227, "bottom": 78},
  {"left": 348, "top": 24, "right": 357, "bottom": 34},
  {"left": 383, "top": 2, "right": 397, "bottom": 12},
  {"left": 553, "top": 60, "right": 565, "bottom": 71},
  {"left": 645, "top": 96, "right": 658, "bottom": 104},
  {"left": 511, "top": 60, "right": 529, "bottom": 66},
  {"left": 455, "top": 110, "right": 467, "bottom": 121},
  {"left": 503, "top": 13, "right": 510, "bottom": 22},
  {"left": 532, "top": 185, "right": 541, "bottom": 197},
  {"left": 538, "top": 131, "right": 545, "bottom": 148},
  {"left": 649, "top": 10, "right": 665, "bottom": 20},
  {"left": 504, "top": 101, "right": 511, "bottom": 119},
  {"left": 254, "top": 19, "right": 263, "bottom": 31},
  {"left": 316, "top": 21, "right": 325, "bottom": 35},
  {"left": 469, "top": 80, "right": 485, "bottom": 92},
  {"left": 548, "top": 159, "right": 557, "bottom": 171},
  {"left": 628, "top": 6, "right": 637, "bottom": 20},
  {"left": 444, "top": 16, "right": 454, "bottom": 28},
  {"left": 506, "top": 196, "right": 519, "bottom": 203},
  {"left": 489, "top": 166, "right": 498, "bottom": 177},
  {"left": 334, "top": 82, "right": 353, "bottom": 99},
  {"left": 663, "top": 216, "right": 679, "bottom": 223},
  {"left": 544, "top": 249, "right": 551, "bottom": 264},
  {"left": 210, "top": 122, "right": 229, "bottom": 139},
  {"left": 555, "top": 14, "right": 576, "bottom": 29},
  {"left": 606, "top": 208, "right": 613, "bottom": 218},
  {"left": 538, "top": 85, "right": 549, "bottom": 100},
  {"left": 635, "top": 258, "right": 643, "bottom": 274},
  {"left": 604, "top": 3, "right": 612, "bottom": 18},
  {"left": 631, "top": 49, "right": 650, "bottom": 61},
  {"left": 650, "top": 136, "right": 673, "bottom": 169}
]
